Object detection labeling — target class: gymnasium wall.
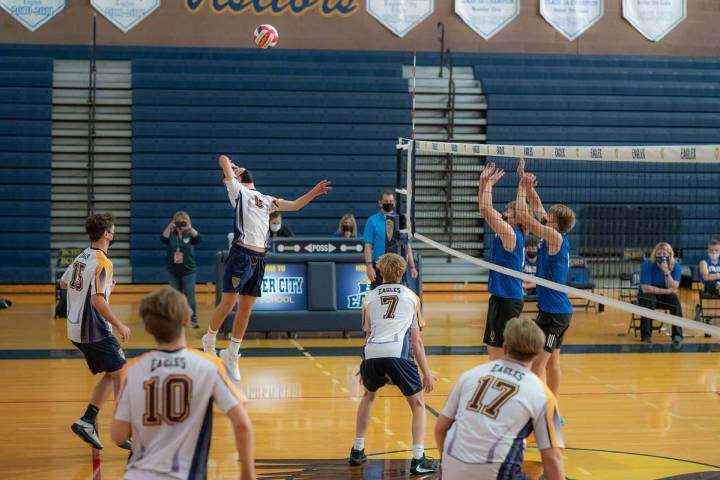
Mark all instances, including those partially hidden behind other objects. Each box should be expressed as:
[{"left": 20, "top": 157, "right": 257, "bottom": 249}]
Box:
[{"left": 0, "top": 0, "right": 719, "bottom": 56}]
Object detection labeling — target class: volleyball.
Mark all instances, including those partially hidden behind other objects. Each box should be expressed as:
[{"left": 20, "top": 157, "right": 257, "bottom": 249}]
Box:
[{"left": 254, "top": 24, "right": 279, "bottom": 49}]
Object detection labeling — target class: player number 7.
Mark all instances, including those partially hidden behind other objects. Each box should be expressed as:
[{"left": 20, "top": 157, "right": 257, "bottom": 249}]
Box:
[{"left": 381, "top": 295, "right": 399, "bottom": 319}]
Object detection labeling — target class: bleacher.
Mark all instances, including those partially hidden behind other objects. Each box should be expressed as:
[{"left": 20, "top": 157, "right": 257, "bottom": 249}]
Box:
[
  {"left": 0, "top": 56, "right": 53, "bottom": 283},
  {"left": 472, "top": 54, "right": 720, "bottom": 267},
  {"left": 129, "top": 51, "right": 410, "bottom": 282}
]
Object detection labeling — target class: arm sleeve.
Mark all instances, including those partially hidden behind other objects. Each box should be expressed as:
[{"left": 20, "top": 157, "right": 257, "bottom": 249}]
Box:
[
  {"left": 440, "top": 378, "right": 464, "bottom": 420},
  {"left": 114, "top": 378, "right": 131, "bottom": 422},
  {"left": 363, "top": 217, "right": 374, "bottom": 245},
  {"left": 191, "top": 234, "right": 201, "bottom": 245},
  {"left": 639, "top": 261, "right": 652, "bottom": 286},
  {"left": 213, "top": 367, "right": 245, "bottom": 412},
  {"left": 60, "top": 265, "right": 72, "bottom": 284},
  {"left": 672, "top": 263, "right": 682, "bottom": 281},
  {"left": 160, "top": 235, "right": 169, "bottom": 245},
  {"left": 93, "top": 263, "right": 112, "bottom": 295},
  {"left": 225, "top": 179, "right": 242, "bottom": 208},
  {"left": 533, "top": 386, "right": 565, "bottom": 450}
]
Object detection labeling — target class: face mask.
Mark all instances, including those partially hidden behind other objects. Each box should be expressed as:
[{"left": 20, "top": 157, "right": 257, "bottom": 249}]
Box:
[
  {"left": 656, "top": 255, "right": 669, "bottom": 265},
  {"left": 381, "top": 203, "right": 394, "bottom": 213},
  {"left": 526, "top": 252, "right": 537, "bottom": 259},
  {"left": 342, "top": 225, "right": 353, "bottom": 233},
  {"left": 709, "top": 253, "right": 720, "bottom": 262},
  {"left": 270, "top": 224, "right": 281, "bottom": 233}
]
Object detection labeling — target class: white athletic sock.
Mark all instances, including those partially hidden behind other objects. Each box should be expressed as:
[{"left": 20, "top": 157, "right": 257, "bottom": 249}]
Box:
[
  {"left": 354, "top": 438, "right": 365, "bottom": 451},
  {"left": 412, "top": 444, "right": 424, "bottom": 460},
  {"left": 229, "top": 337, "right": 242, "bottom": 356},
  {"left": 207, "top": 326, "right": 218, "bottom": 337}
]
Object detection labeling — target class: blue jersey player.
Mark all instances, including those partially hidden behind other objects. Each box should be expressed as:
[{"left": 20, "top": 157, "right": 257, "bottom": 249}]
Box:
[
  {"left": 203, "top": 155, "right": 331, "bottom": 380},
  {"left": 478, "top": 163, "right": 525, "bottom": 361},
  {"left": 515, "top": 159, "right": 576, "bottom": 398}
]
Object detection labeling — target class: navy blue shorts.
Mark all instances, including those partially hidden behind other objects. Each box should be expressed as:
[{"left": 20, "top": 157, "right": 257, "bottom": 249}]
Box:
[
  {"left": 222, "top": 245, "right": 266, "bottom": 297},
  {"left": 360, "top": 358, "right": 423, "bottom": 397},
  {"left": 72, "top": 336, "right": 126, "bottom": 375}
]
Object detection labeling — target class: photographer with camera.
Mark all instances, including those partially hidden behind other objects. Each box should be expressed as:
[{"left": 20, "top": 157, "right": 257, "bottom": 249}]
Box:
[
  {"left": 161, "top": 211, "right": 201, "bottom": 328},
  {"left": 638, "top": 242, "right": 683, "bottom": 346}
]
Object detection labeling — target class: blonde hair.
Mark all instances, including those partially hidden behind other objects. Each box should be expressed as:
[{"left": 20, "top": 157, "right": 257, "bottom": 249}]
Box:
[
  {"left": 548, "top": 204, "right": 576, "bottom": 233},
  {"left": 503, "top": 317, "right": 544, "bottom": 362},
  {"left": 173, "top": 211, "right": 190, "bottom": 223},
  {"left": 337, "top": 214, "right": 357, "bottom": 237},
  {"left": 376, "top": 253, "right": 406, "bottom": 283},
  {"left": 139, "top": 286, "right": 190, "bottom": 343},
  {"left": 650, "top": 242, "right": 676, "bottom": 268}
]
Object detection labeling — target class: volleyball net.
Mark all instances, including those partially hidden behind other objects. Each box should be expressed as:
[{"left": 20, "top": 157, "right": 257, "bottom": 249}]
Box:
[{"left": 396, "top": 138, "right": 720, "bottom": 337}]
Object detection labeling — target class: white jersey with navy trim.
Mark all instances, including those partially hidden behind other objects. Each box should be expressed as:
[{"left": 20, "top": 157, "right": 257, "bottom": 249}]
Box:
[
  {"left": 60, "top": 247, "right": 114, "bottom": 343},
  {"left": 362, "top": 284, "right": 424, "bottom": 361},
  {"left": 115, "top": 348, "right": 246, "bottom": 480},
  {"left": 440, "top": 359, "right": 563, "bottom": 479},
  {"left": 225, "top": 178, "right": 278, "bottom": 250}
]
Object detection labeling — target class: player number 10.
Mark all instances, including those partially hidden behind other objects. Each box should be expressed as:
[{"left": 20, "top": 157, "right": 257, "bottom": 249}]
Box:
[{"left": 143, "top": 374, "right": 193, "bottom": 425}]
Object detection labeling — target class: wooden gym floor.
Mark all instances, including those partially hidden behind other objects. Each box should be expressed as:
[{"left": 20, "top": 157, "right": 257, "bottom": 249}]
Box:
[{"left": 0, "top": 290, "right": 718, "bottom": 479}]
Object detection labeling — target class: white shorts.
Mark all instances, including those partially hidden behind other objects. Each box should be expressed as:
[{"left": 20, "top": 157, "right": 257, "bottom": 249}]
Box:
[{"left": 440, "top": 454, "right": 499, "bottom": 480}]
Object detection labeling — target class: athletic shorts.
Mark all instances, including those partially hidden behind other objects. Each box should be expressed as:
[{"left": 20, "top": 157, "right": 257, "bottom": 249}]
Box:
[
  {"left": 72, "top": 336, "right": 126, "bottom": 374},
  {"left": 222, "top": 244, "right": 266, "bottom": 297},
  {"left": 536, "top": 310, "right": 572, "bottom": 353},
  {"left": 483, "top": 295, "right": 525, "bottom": 348},
  {"left": 360, "top": 357, "right": 422, "bottom": 397},
  {"left": 440, "top": 454, "right": 508, "bottom": 480}
]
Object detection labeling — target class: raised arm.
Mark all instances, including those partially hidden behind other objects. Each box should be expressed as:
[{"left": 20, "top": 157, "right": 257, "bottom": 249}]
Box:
[
  {"left": 516, "top": 174, "right": 563, "bottom": 255},
  {"left": 517, "top": 157, "right": 547, "bottom": 220},
  {"left": 218, "top": 154, "right": 236, "bottom": 181},
  {"left": 479, "top": 163, "right": 516, "bottom": 252},
  {"left": 275, "top": 180, "right": 332, "bottom": 212}
]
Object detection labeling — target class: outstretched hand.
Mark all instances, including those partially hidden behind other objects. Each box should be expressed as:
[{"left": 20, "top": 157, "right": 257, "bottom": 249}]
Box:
[
  {"left": 480, "top": 163, "right": 505, "bottom": 188},
  {"left": 520, "top": 172, "right": 537, "bottom": 189},
  {"left": 310, "top": 179, "right": 332, "bottom": 198},
  {"left": 517, "top": 156, "right": 526, "bottom": 178}
]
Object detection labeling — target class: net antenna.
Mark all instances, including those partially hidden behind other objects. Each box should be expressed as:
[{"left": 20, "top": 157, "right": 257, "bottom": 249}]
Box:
[{"left": 403, "top": 138, "right": 720, "bottom": 337}]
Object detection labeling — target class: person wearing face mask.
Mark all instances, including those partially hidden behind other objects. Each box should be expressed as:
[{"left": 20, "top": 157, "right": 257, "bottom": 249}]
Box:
[
  {"left": 523, "top": 237, "right": 540, "bottom": 295},
  {"left": 161, "top": 211, "right": 201, "bottom": 328},
  {"left": 638, "top": 242, "right": 683, "bottom": 345},
  {"left": 363, "top": 191, "right": 418, "bottom": 289},
  {"left": 478, "top": 163, "right": 526, "bottom": 362},
  {"left": 269, "top": 211, "right": 294, "bottom": 238},
  {"left": 699, "top": 239, "right": 720, "bottom": 296},
  {"left": 334, "top": 213, "right": 357, "bottom": 238}
]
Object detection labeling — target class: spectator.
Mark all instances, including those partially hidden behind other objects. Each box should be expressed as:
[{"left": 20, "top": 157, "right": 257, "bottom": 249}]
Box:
[
  {"left": 161, "top": 211, "right": 200, "bottom": 328},
  {"left": 269, "top": 211, "right": 293, "bottom": 238},
  {"left": 699, "top": 239, "right": 720, "bottom": 295},
  {"left": 638, "top": 242, "right": 683, "bottom": 346},
  {"left": 363, "top": 191, "right": 418, "bottom": 289},
  {"left": 523, "top": 237, "right": 539, "bottom": 295},
  {"left": 334, "top": 214, "right": 357, "bottom": 238}
]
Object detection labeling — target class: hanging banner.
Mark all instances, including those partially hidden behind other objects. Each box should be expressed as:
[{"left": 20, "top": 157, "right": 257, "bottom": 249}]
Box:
[
  {"left": 0, "top": 0, "right": 64, "bottom": 31},
  {"left": 623, "top": 0, "right": 686, "bottom": 42},
  {"left": 367, "top": 0, "right": 434, "bottom": 38},
  {"left": 455, "top": 0, "right": 519, "bottom": 40},
  {"left": 91, "top": 0, "right": 160, "bottom": 32},
  {"left": 540, "top": 0, "right": 603, "bottom": 41}
]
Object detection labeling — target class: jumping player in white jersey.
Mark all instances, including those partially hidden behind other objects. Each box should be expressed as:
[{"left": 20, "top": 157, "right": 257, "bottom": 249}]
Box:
[
  {"left": 111, "top": 286, "right": 255, "bottom": 480},
  {"left": 348, "top": 253, "right": 437, "bottom": 475},
  {"left": 435, "top": 317, "right": 565, "bottom": 480},
  {"left": 203, "top": 155, "right": 331, "bottom": 380},
  {"left": 59, "top": 213, "right": 132, "bottom": 450}
]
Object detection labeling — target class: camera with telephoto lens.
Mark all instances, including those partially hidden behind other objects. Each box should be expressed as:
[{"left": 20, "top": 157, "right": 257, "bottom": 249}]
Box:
[{"left": 175, "top": 221, "right": 187, "bottom": 229}]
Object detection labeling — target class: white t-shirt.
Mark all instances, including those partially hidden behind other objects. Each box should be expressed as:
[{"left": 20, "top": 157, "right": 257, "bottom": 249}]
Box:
[
  {"left": 225, "top": 178, "right": 278, "bottom": 250},
  {"left": 61, "top": 247, "right": 114, "bottom": 343},
  {"left": 441, "top": 360, "right": 564, "bottom": 478},
  {"left": 362, "top": 283, "right": 423, "bottom": 361},
  {"left": 115, "top": 348, "right": 246, "bottom": 480}
]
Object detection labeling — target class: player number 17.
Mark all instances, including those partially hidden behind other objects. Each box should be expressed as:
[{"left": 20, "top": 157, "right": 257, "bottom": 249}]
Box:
[{"left": 466, "top": 375, "right": 519, "bottom": 419}]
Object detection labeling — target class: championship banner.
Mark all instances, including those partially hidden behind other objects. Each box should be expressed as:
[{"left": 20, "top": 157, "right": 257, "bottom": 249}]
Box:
[
  {"left": 455, "top": 0, "right": 519, "bottom": 40},
  {"left": 0, "top": 0, "right": 64, "bottom": 31},
  {"left": 366, "top": 0, "right": 434, "bottom": 38},
  {"left": 539, "top": 0, "right": 603, "bottom": 41},
  {"left": 91, "top": 0, "right": 160, "bottom": 32},
  {"left": 411, "top": 139, "right": 720, "bottom": 163},
  {"left": 623, "top": 0, "right": 686, "bottom": 42}
]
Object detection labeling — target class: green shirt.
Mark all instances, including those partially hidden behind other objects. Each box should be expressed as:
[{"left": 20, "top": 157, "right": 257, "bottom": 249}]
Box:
[{"left": 161, "top": 230, "right": 201, "bottom": 274}]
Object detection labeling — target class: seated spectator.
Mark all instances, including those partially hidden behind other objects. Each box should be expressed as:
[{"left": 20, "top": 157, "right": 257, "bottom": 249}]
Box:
[
  {"left": 638, "top": 242, "right": 683, "bottom": 346},
  {"left": 334, "top": 214, "right": 357, "bottom": 238},
  {"left": 523, "top": 237, "right": 539, "bottom": 295},
  {"left": 699, "top": 239, "right": 720, "bottom": 295},
  {"left": 269, "top": 211, "right": 293, "bottom": 238}
]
